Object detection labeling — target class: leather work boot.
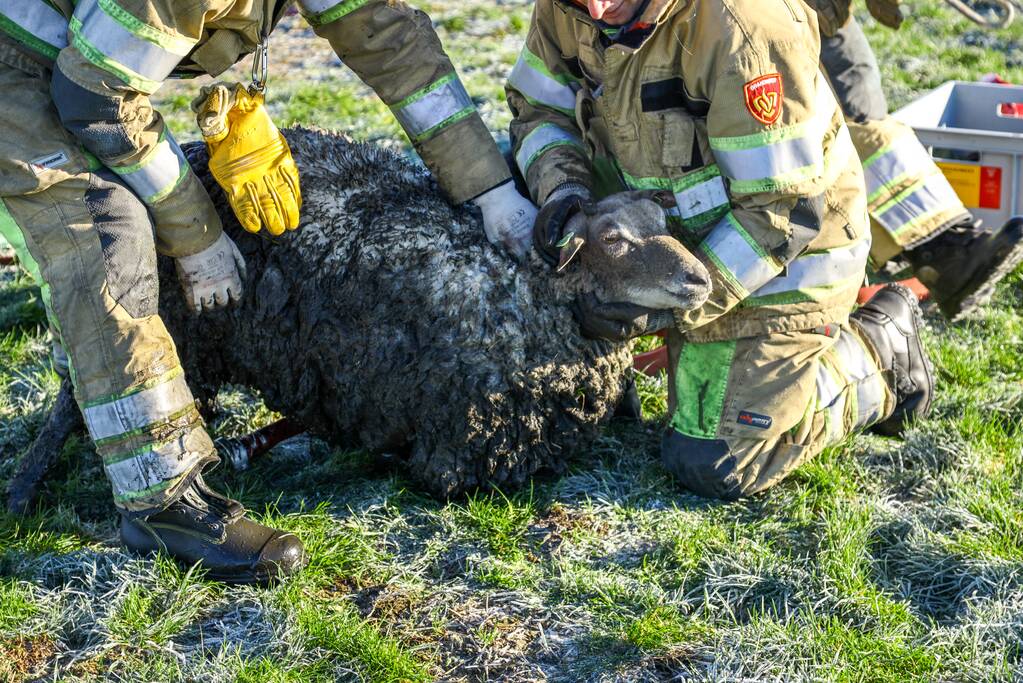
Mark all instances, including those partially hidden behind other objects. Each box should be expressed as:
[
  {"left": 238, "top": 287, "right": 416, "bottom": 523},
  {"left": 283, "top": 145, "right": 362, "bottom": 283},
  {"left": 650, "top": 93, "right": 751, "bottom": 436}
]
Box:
[
  {"left": 850, "top": 284, "right": 935, "bottom": 437},
  {"left": 905, "top": 216, "right": 1023, "bottom": 321},
  {"left": 121, "top": 473, "right": 306, "bottom": 584}
]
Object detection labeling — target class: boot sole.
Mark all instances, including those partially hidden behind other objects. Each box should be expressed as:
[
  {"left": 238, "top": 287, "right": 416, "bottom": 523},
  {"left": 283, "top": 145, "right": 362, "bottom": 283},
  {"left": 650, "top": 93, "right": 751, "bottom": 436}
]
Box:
[
  {"left": 122, "top": 541, "right": 306, "bottom": 586},
  {"left": 944, "top": 238, "right": 1023, "bottom": 322},
  {"left": 865, "top": 284, "right": 936, "bottom": 437}
]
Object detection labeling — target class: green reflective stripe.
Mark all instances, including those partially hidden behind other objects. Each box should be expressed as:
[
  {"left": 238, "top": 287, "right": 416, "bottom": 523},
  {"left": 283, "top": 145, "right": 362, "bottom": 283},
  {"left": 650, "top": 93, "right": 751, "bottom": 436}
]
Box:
[
  {"left": 299, "top": 0, "right": 374, "bottom": 26},
  {"left": 0, "top": 200, "right": 64, "bottom": 375},
  {"left": 0, "top": 11, "right": 62, "bottom": 60},
  {"left": 83, "top": 150, "right": 102, "bottom": 172},
  {"left": 867, "top": 170, "right": 913, "bottom": 206},
  {"left": 0, "top": 201, "right": 44, "bottom": 283},
  {"left": 109, "top": 130, "right": 189, "bottom": 204},
  {"left": 112, "top": 476, "right": 175, "bottom": 503},
  {"left": 93, "top": 0, "right": 191, "bottom": 53},
  {"left": 84, "top": 369, "right": 197, "bottom": 442},
  {"left": 390, "top": 73, "right": 476, "bottom": 142},
  {"left": 709, "top": 120, "right": 812, "bottom": 152},
  {"left": 69, "top": 16, "right": 161, "bottom": 93},
  {"left": 728, "top": 163, "right": 820, "bottom": 195},
  {"left": 620, "top": 165, "right": 730, "bottom": 229},
  {"left": 699, "top": 213, "right": 779, "bottom": 297},
  {"left": 873, "top": 173, "right": 963, "bottom": 237},
  {"left": 409, "top": 107, "right": 475, "bottom": 143},
  {"left": 391, "top": 73, "right": 457, "bottom": 112},
  {"left": 671, "top": 339, "right": 738, "bottom": 439},
  {"left": 515, "top": 123, "right": 584, "bottom": 176},
  {"left": 81, "top": 365, "right": 184, "bottom": 409},
  {"left": 507, "top": 45, "right": 578, "bottom": 115},
  {"left": 738, "top": 274, "right": 863, "bottom": 308},
  {"left": 92, "top": 405, "right": 198, "bottom": 451}
]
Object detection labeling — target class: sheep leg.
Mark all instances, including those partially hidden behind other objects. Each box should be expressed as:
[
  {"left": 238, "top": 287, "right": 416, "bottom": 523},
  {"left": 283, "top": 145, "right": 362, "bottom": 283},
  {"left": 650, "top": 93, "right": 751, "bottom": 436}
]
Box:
[
  {"left": 6, "top": 377, "right": 82, "bottom": 515},
  {"left": 214, "top": 418, "right": 306, "bottom": 471}
]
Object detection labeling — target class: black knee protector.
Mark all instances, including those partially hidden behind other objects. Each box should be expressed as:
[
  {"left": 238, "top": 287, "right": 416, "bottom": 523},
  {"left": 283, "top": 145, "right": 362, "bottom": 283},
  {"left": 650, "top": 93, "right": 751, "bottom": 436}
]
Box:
[
  {"left": 85, "top": 170, "right": 159, "bottom": 318},
  {"left": 661, "top": 430, "right": 744, "bottom": 501}
]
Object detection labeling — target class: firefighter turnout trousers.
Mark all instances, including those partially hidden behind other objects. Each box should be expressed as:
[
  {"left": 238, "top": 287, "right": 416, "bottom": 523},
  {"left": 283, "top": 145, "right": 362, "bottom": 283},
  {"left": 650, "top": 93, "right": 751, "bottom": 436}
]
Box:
[
  {"left": 0, "top": 47, "right": 216, "bottom": 515},
  {"left": 662, "top": 321, "right": 895, "bottom": 500},
  {"left": 821, "top": 18, "right": 970, "bottom": 265}
]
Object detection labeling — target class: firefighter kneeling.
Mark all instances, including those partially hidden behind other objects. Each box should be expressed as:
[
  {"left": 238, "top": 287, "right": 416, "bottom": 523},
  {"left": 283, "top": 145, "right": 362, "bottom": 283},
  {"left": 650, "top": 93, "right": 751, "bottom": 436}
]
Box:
[{"left": 513, "top": 0, "right": 935, "bottom": 499}]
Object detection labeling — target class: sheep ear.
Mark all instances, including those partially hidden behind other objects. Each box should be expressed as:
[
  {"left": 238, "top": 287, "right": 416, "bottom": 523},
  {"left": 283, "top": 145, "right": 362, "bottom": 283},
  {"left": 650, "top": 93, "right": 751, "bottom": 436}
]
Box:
[{"left": 556, "top": 232, "right": 586, "bottom": 273}]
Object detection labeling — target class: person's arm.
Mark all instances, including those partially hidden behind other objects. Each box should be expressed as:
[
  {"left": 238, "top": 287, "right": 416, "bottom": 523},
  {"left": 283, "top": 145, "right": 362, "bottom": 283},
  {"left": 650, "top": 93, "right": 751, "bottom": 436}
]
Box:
[
  {"left": 672, "top": 7, "right": 842, "bottom": 332},
  {"left": 297, "top": 0, "right": 510, "bottom": 205},
  {"left": 505, "top": 0, "right": 591, "bottom": 207},
  {"left": 50, "top": 0, "right": 223, "bottom": 258}
]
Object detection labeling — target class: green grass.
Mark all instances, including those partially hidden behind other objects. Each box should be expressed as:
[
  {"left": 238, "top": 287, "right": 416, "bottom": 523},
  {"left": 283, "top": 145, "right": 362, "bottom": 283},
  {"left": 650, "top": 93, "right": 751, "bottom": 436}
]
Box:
[{"left": 2, "top": 3, "right": 1023, "bottom": 681}]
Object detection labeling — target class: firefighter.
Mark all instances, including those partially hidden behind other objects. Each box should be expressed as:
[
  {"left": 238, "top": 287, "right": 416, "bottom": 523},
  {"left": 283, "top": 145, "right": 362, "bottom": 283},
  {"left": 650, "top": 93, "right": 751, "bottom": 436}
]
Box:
[
  {"left": 0, "top": 0, "right": 533, "bottom": 582},
  {"left": 510, "top": 0, "right": 935, "bottom": 499},
  {"left": 813, "top": 0, "right": 1023, "bottom": 320}
]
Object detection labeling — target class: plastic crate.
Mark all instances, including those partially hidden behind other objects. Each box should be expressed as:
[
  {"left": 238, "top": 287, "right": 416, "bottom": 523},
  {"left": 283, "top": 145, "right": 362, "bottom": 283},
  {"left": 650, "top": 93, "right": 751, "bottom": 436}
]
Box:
[{"left": 893, "top": 81, "right": 1023, "bottom": 230}]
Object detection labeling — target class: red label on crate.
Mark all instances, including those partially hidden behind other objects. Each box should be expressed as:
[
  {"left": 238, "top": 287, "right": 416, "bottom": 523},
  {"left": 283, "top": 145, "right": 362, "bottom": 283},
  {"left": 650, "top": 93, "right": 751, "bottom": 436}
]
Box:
[{"left": 979, "top": 166, "right": 1002, "bottom": 209}]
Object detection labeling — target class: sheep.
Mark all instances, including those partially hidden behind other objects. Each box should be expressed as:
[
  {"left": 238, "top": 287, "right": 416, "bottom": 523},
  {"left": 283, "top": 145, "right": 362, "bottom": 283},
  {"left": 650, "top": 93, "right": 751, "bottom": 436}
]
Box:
[{"left": 12, "top": 126, "right": 710, "bottom": 503}]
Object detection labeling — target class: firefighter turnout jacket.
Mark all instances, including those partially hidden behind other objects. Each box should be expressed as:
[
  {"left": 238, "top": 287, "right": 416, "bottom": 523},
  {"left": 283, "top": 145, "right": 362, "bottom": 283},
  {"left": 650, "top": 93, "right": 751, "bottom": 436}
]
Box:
[
  {"left": 0, "top": 0, "right": 511, "bottom": 258},
  {"left": 507, "top": 0, "right": 871, "bottom": 342}
]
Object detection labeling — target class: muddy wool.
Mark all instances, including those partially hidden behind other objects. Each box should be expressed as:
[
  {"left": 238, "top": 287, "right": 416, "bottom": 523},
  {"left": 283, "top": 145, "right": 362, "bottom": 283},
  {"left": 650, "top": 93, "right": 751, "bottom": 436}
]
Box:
[{"left": 160, "top": 126, "right": 631, "bottom": 497}]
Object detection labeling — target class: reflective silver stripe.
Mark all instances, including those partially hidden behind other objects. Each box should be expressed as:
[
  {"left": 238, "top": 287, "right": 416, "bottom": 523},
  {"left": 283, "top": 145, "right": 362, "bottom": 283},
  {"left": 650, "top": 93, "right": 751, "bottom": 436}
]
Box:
[
  {"left": 105, "top": 432, "right": 205, "bottom": 501},
  {"left": 297, "top": 0, "right": 347, "bottom": 11},
  {"left": 863, "top": 134, "right": 938, "bottom": 199},
  {"left": 74, "top": 0, "right": 193, "bottom": 90},
  {"left": 515, "top": 124, "right": 582, "bottom": 176},
  {"left": 392, "top": 75, "right": 474, "bottom": 140},
  {"left": 833, "top": 331, "right": 886, "bottom": 429},
  {"left": 83, "top": 371, "right": 195, "bottom": 442},
  {"left": 816, "top": 361, "right": 846, "bottom": 443},
  {"left": 507, "top": 49, "right": 577, "bottom": 113},
  {"left": 0, "top": 1, "right": 68, "bottom": 52},
  {"left": 673, "top": 175, "right": 728, "bottom": 221},
  {"left": 111, "top": 132, "right": 187, "bottom": 204},
  {"left": 711, "top": 82, "right": 836, "bottom": 185},
  {"left": 713, "top": 134, "right": 822, "bottom": 183},
  {"left": 874, "top": 173, "right": 963, "bottom": 236},
  {"left": 700, "top": 214, "right": 780, "bottom": 294},
  {"left": 752, "top": 237, "right": 870, "bottom": 297}
]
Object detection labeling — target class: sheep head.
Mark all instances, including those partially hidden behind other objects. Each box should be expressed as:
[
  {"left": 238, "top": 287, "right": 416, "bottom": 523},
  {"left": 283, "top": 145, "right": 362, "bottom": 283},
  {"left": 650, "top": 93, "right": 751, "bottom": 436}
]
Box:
[{"left": 557, "top": 191, "right": 712, "bottom": 311}]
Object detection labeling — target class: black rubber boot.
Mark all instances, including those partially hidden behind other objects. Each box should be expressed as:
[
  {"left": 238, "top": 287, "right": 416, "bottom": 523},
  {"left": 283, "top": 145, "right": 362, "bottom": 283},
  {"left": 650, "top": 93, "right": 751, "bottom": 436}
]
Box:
[
  {"left": 850, "top": 284, "right": 935, "bottom": 437},
  {"left": 121, "top": 473, "right": 305, "bottom": 584},
  {"left": 905, "top": 216, "right": 1023, "bottom": 321}
]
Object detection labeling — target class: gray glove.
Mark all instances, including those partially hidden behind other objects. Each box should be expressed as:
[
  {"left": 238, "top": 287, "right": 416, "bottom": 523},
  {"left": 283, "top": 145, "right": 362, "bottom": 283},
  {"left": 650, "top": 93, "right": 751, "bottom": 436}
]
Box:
[
  {"left": 572, "top": 293, "right": 675, "bottom": 342},
  {"left": 175, "top": 232, "right": 247, "bottom": 314}
]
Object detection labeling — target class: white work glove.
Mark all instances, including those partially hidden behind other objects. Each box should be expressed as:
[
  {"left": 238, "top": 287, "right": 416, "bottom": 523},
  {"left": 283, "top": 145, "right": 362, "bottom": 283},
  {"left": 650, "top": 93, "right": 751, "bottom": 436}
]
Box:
[
  {"left": 174, "top": 232, "right": 247, "bottom": 314},
  {"left": 473, "top": 180, "right": 538, "bottom": 260}
]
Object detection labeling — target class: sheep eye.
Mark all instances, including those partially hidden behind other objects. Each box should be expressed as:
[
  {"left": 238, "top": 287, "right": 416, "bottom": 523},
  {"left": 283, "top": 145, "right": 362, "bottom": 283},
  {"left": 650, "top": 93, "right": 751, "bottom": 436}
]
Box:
[{"left": 603, "top": 233, "right": 622, "bottom": 244}]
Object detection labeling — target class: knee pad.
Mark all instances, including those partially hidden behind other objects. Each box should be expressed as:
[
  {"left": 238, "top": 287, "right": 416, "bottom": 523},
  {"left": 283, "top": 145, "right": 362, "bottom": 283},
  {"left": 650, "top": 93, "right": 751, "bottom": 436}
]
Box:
[
  {"left": 661, "top": 430, "right": 744, "bottom": 501},
  {"left": 84, "top": 170, "right": 159, "bottom": 318}
]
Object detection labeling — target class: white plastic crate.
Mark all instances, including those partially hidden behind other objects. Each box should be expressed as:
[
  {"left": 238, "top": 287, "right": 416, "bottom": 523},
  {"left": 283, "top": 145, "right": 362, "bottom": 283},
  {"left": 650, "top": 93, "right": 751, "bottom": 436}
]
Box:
[{"left": 893, "top": 81, "right": 1023, "bottom": 229}]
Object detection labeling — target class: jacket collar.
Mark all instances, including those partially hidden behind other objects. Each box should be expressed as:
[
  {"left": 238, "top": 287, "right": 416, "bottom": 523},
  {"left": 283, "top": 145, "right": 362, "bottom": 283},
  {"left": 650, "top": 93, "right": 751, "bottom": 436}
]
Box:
[{"left": 555, "top": 0, "right": 684, "bottom": 47}]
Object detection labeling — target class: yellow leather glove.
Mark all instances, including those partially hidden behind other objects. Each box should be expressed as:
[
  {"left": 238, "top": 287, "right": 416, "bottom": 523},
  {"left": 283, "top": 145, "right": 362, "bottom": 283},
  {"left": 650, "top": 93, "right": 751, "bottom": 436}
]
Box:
[{"left": 193, "top": 83, "right": 302, "bottom": 236}]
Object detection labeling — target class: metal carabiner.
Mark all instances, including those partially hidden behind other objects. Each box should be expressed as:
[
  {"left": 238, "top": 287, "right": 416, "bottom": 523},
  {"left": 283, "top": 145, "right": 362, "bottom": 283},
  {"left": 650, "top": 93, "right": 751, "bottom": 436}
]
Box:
[{"left": 250, "top": 38, "right": 269, "bottom": 94}]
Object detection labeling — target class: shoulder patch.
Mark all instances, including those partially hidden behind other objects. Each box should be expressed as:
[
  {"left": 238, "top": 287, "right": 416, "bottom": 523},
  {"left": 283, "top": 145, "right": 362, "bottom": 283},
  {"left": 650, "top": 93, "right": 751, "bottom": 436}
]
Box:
[{"left": 743, "top": 73, "right": 784, "bottom": 125}]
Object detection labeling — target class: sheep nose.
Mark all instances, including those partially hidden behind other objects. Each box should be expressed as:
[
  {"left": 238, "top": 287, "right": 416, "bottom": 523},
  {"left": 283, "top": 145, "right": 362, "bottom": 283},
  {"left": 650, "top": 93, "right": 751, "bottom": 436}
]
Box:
[{"left": 684, "top": 270, "right": 709, "bottom": 287}]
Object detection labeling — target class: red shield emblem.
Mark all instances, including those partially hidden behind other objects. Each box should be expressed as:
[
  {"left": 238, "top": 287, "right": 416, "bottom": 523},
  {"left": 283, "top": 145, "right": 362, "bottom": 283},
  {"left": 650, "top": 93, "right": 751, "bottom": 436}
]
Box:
[{"left": 744, "top": 73, "right": 784, "bottom": 125}]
